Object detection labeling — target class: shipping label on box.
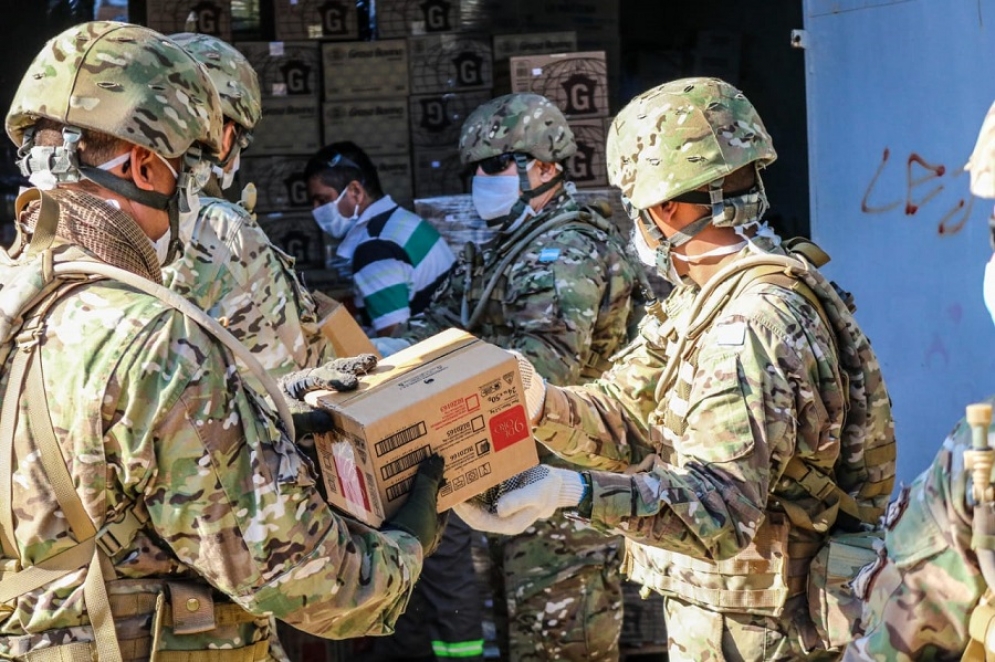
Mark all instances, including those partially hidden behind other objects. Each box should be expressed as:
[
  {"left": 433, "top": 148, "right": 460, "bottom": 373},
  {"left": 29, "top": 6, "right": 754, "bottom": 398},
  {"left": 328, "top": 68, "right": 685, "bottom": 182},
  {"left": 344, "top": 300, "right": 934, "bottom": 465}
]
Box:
[
  {"left": 509, "top": 51, "right": 608, "bottom": 119},
  {"left": 322, "top": 40, "right": 409, "bottom": 100},
  {"left": 412, "top": 147, "right": 471, "bottom": 198},
  {"left": 146, "top": 0, "right": 232, "bottom": 41},
  {"left": 253, "top": 97, "right": 322, "bottom": 155},
  {"left": 272, "top": 0, "right": 359, "bottom": 40},
  {"left": 409, "top": 34, "right": 493, "bottom": 95},
  {"left": 565, "top": 118, "right": 607, "bottom": 188},
  {"left": 240, "top": 155, "right": 311, "bottom": 212},
  {"left": 323, "top": 98, "right": 410, "bottom": 156},
  {"left": 236, "top": 41, "right": 320, "bottom": 98},
  {"left": 309, "top": 329, "right": 539, "bottom": 526},
  {"left": 378, "top": 0, "right": 461, "bottom": 38},
  {"left": 373, "top": 154, "right": 415, "bottom": 209},
  {"left": 257, "top": 211, "right": 326, "bottom": 270},
  {"left": 409, "top": 90, "right": 492, "bottom": 150}
]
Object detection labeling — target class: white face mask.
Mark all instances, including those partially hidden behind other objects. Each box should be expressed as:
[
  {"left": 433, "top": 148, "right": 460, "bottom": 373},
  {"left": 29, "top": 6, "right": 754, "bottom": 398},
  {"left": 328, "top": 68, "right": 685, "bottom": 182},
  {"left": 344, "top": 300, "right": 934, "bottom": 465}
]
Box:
[
  {"left": 152, "top": 228, "right": 172, "bottom": 267},
  {"left": 471, "top": 174, "right": 521, "bottom": 221},
  {"left": 671, "top": 241, "right": 748, "bottom": 264},
  {"left": 212, "top": 150, "right": 241, "bottom": 191},
  {"left": 984, "top": 253, "right": 995, "bottom": 328},
  {"left": 312, "top": 188, "right": 358, "bottom": 239}
]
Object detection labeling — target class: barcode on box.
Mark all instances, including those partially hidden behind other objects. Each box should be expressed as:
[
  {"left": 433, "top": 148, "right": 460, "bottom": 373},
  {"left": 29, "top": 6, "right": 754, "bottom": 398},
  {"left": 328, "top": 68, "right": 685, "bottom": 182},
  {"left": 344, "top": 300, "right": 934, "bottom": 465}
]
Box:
[
  {"left": 375, "top": 421, "right": 428, "bottom": 456},
  {"left": 381, "top": 445, "right": 431, "bottom": 480},
  {"left": 386, "top": 475, "right": 418, "bottom": 502}
]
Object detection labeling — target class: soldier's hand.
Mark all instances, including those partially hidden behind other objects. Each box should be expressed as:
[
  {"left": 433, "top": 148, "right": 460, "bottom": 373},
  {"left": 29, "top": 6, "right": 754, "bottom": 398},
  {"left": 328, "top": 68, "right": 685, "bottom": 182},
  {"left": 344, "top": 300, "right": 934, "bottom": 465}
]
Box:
[
  {"left": 455, "top": 465, "right": 587, "bottom": 536},
  {"left": 280, "top": 354, "right": 379, "bottom": 401},
  {"left": 384, "top": 454, "right": 446, "bottom": 552}
]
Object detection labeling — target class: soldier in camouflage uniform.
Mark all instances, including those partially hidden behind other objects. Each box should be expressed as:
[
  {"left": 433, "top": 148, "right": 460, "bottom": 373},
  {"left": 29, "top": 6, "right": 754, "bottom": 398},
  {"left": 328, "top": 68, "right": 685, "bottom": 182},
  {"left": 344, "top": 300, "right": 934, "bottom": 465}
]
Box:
[
  {"left": 457, "top": 78, "right": 897, "bottom": 661},
  {"left": 0, "top": 21, "right": 443, "bottom": 661},
  {"left": 392, "top": 93, "right": 639, "bottom": 661},
  {"left": 843, "top": 98, "right": 995, "bottom": 662},
  {"left": 163, "top": 33, "right": 335, "bottom": 389}
]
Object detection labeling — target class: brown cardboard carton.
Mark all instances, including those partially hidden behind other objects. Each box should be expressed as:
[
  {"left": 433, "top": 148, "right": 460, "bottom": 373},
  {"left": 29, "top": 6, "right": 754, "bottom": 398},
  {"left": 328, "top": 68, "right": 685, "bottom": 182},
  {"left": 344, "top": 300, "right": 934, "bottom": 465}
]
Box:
[
  {"left": 565, "top": 118, "right": 607, "bottom": 188},
  {"left": 372, "top": 154, "right": 415, "bottom": 209},
  {"left": 272, "top": 0, "right": 359, "bottom": 41},
  {"left": 146, "top": 0, "right": 232, "bottom": 41},
  {"left": 235, "top": 41, "right": 321, "bottom": 98},
  {"left": 308, "top": 329, "right": 538, "bottom": 526},
  {"left": 323, "top": 98, "right": 410, "bottom": 156},
  {"left": 377, "top": 0, "right": 461, "bottom": 38},
  {"left": 509, "top": 51, "right": 609, "bottom": 119},
  {"left": 256, "top": 211, "right": 326, "bottom": 270},
  {"left": 492, "top": 31, "right": 577, "bottom": 93},
  {"left": 312, "top": 292, "right": 381, "bottom": 358},
  {"left": 409, "top": 34, "right": 493, "bottom": 95},
  {"left": 412, "top": 147, "right": 471, "bottom": 198},
  {"left": 322, "top": 40, "right": 409, "bottom": 100},
  {"left": 239, "top": 155, "right": 311, "bottom": 212},
  {"left": 408, "top": 90, "right": 492, "bottom": 150},
  {"left": 253, "top": 97, "right": 322, "bottom": 156}
]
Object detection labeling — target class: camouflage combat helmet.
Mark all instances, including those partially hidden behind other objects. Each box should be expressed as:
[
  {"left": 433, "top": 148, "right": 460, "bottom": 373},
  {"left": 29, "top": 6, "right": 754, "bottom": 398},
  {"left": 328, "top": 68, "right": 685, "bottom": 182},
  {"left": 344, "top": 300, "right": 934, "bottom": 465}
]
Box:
[
  {"left": 459, "top": 93, "right": 576, "bottom": 165},
  {"left": 607, "top": 77, "right": 776, "bottom": 211},
  {"left": 171, "top": 32, "right": 262, "bottom": 131},
  {"left": 6, "top": 21, "right": 223, "bottom": 159}
]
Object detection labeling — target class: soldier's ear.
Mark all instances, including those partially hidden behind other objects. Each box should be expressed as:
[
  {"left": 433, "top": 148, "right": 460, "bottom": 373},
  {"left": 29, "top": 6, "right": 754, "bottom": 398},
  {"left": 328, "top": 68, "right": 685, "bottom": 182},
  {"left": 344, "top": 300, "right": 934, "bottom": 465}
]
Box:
[
  {"left": 130, "top": 146, "right": 159, "bottom": 192},
  {"left": 536, "top": 160, "right": 558, "bottom": 182}
]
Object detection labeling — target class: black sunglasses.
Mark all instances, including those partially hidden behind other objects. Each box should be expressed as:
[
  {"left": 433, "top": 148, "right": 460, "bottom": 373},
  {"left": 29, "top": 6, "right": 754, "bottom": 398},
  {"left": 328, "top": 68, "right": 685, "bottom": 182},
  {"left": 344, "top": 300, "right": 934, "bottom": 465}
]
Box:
[{"left": 476, "top": 153, "right": 518, "bottom": 175}]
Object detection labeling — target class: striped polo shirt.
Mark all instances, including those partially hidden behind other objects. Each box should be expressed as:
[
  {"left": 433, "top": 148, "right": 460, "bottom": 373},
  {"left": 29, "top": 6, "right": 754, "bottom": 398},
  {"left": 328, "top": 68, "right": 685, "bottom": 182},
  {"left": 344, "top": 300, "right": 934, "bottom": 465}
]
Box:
[{"left": 336, "top": 195, "right": 455, "bottom": 331}]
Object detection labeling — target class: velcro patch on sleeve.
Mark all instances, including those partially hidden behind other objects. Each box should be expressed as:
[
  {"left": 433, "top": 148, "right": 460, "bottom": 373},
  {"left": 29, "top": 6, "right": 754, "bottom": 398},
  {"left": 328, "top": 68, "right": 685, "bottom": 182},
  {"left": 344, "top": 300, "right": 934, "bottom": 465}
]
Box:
[
  {"left": 537, "top": 248, "right": 561, "bottom": 263},
  {"left": 714, "top": 321, "right": 746, "bottom": 346}
]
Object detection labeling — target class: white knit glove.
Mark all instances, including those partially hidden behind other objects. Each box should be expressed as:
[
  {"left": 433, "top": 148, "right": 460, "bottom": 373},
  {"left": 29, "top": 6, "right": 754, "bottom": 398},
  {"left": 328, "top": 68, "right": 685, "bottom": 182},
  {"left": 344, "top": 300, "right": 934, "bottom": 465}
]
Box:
[
  {"left": 507, "top": 350, "right": 546, "bottom": 423},
  {"left": 454, "top": 465, "right": 587, "bottom": 536},
  {"left": 370, "top": 336, "right": 412, "bottom": 357}
]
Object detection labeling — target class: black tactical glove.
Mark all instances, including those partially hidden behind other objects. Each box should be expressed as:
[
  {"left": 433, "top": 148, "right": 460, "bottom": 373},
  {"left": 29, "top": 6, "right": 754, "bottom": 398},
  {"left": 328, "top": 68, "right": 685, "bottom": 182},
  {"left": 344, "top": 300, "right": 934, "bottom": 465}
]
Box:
[
  {"left": 278, "top": 354, "right": 379, "bottom": 440},
  {"left": 384, "top": 454, "right": 446, "bottom": 552},
  {"left": 280, "top": 354, "right": 379, "bottom": 400}
]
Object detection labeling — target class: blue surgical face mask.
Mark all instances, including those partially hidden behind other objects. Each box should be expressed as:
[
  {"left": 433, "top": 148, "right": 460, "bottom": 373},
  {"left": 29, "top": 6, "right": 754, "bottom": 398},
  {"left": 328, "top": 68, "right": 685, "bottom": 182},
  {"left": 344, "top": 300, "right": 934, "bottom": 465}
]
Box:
[
  {"left": 471, "top": 174, "right": 521, "bottom": 221},
  {"left": 312, "top": 188, "right": 358, "bottom": 239}
]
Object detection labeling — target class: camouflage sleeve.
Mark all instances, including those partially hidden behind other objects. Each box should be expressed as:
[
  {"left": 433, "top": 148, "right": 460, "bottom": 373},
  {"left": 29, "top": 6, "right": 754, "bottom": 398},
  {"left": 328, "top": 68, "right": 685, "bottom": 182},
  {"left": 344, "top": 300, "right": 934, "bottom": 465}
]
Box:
[
  {"left": 394, "top": 267, "right": 463, "bottom": 343},
  {"left": 845, "top": 417, "right": 985, "bottom": 661},
  {"left": 128, "top": 311, "right": 421, "bottom": 637},
  {"left": 166, "top": 201, "right": 335, "bottom": 378},
  {"left": 534, "top": 288, "right": 693, "bottom": 470}
]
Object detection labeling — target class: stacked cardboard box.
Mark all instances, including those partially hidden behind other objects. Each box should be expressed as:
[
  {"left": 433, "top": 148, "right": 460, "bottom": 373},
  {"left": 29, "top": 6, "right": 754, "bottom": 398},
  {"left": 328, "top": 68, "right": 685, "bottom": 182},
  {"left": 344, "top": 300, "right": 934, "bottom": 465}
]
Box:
[
  {"left": 272, "top": 0, "right": 360, "bottom": 40},
  {"left": 146, "top": 0, "right": 233, "bottom": 40},
  {"left": 377, "top": 0, "right": 462, "bottom": 38}
]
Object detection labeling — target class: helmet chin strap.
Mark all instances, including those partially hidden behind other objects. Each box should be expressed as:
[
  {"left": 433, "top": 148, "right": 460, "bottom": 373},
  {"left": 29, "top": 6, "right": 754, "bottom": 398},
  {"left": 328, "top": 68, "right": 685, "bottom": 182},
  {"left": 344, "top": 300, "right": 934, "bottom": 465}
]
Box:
[{"left": 488, "top": 153, "right": 565, "bottom": 231}]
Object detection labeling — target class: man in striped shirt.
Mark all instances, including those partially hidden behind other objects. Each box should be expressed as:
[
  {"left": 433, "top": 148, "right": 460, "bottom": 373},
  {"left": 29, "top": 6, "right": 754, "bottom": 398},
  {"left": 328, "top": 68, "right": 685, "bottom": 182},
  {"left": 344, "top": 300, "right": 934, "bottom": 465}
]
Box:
[{"left": 305, "top": 142, "right": 455, "bottom": 336}]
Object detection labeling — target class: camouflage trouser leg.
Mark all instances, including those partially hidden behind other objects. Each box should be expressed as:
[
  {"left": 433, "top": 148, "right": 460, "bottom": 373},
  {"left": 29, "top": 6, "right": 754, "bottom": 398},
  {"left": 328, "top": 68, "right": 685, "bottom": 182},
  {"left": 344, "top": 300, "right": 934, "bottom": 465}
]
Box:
[
  {"left": 663, "top": 595, "right": 840, "bottom": 662},
  {"left": 492, "top": 511, "right": 624, "bottom": 662}
]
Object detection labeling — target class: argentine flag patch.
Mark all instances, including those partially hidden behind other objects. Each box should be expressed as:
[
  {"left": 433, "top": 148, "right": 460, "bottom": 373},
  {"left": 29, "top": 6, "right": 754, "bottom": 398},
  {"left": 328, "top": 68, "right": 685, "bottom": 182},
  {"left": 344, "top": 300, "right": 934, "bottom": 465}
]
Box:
[{"left": 538, "top": 248, "right": 561, "bottom": 263}]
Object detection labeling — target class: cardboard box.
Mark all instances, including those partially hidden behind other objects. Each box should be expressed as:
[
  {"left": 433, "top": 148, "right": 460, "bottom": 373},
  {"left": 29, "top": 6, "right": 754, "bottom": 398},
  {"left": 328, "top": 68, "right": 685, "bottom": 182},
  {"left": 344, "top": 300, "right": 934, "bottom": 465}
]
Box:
[
  {"left": 323, "top": 98, "right": 410, "bottom": 156},
  {"left": 565, "top": 118, "right": 607, "bottom": 188},
  {"left": 236, "top": 41, "right": 321, "bottom": 98},
  {"left": 146, "top": 0, "right": 232, "bottom": 41},
  {"left": 322, "top": 40, "right": 409, "bottom": 100},
  {"left": 409, "top": 34, "right": 493, "bottom": 95},
  {"left": 257, "top": 211, "right": 326, "bottom": 270},
  {"left": 252, "top": 97, "right": 322, "bottom": 156},
  {"left": 377, "top": 0, "right": 461, "bottom": 38},
  {"left": 408, "top": 90, "right": 492, "bottom": 150},
  {"left": 492, "top": 31, "right": 577, "bottom": 93},
  {"left": 272, "top": 0, "right": 359, "bottom": 40},
  {"left": 509, "top": 51, "right": 609, "bottom": 119},
  {"left": 313, "top": 291, "right": 381, "bottom": 358},
  {"left": 373, "top": 153, "right": 415, "bottom": 210},
  {"left": 308, "top": 329, "right": 538, "bottom": 526},
  {"left": 412, "top": 147, "right": 471, "bottom": 198},
  {"left": 240, "top": 155, "right": 311, "bottom": 212}
]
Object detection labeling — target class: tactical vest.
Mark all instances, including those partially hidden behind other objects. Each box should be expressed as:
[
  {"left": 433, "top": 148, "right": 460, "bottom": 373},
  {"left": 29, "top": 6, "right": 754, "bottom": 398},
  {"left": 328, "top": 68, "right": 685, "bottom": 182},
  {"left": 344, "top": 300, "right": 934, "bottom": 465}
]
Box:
[
  {"left": 623, "top": 241, "right": 896, "bottom": 636},
  {"left": 0, "top": 190, "right": 295, "bottom": 662},
  {"left": 459, "top": 203, "right": 634, "bottom": 380}
]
